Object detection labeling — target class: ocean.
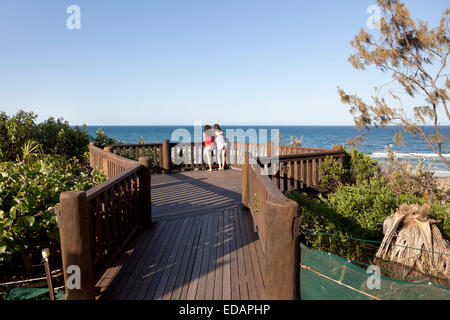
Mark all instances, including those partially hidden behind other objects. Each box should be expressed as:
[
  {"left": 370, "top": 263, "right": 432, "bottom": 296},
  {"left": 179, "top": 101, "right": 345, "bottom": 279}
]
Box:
[{"left": 85, "top": 125, "right": 450, "bottom": 177}]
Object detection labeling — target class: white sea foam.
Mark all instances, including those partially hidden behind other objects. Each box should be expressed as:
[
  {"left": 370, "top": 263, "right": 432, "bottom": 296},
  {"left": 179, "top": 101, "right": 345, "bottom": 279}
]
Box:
[
  {"left": 371, "top": 152, "right": 450, "bottom": 159},
  {"left": 433, "top": 170, "right": 450, "bottom": 178}
]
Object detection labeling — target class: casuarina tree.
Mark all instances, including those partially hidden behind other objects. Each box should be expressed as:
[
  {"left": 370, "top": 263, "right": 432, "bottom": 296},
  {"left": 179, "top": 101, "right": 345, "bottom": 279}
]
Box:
[{"left": 338, "top": 0, "right": 449, "bottom": 167}]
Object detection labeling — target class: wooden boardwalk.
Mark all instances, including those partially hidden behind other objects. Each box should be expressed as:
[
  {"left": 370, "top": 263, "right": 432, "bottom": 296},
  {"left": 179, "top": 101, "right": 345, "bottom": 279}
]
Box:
[{"left": 96, "top": 169, "right": 265, "bottom": 300}]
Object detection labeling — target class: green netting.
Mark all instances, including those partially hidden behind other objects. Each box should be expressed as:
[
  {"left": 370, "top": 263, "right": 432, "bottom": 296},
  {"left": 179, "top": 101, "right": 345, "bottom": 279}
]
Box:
[
  {"left": 5, "top": 287, "right": 65, "bottom": 300},
  {"left": 299, "top": 243, "right": 450, "bottom": 300}
]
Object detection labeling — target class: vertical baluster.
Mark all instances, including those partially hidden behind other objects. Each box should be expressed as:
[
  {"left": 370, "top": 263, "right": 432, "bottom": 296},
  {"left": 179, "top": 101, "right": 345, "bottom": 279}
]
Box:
[
  {"left": 94, "top": 197, "right": 104, "bottom": 267},
  {"left": 301, "top": 160, "right": 306, "bottom": 189},
  {"left": 109, "top": 186, "right": 118, "bottom": 251},
  {"left": 122, "top": 180, "right": 129, "bottom": 234},
  {"left": 116, "top": 184, "right": 124, "bottom": 243},
  {"left": 102, "top": 191, "right": 111, "bottom": 257},
  {"left": 133, "top": 173, "right": 138, "bottom": 228},
  {"left": 290, "top": 160, "right": 295, "bottom": 191}
]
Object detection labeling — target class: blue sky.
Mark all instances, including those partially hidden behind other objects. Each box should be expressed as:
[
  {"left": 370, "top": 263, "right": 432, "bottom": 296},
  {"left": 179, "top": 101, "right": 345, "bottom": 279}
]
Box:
[{"left": 0, "top": 0, "right": 448, "bottom": 126}]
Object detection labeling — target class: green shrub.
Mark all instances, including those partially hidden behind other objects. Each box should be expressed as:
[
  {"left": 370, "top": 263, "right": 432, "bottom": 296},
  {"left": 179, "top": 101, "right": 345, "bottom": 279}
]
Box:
[
  {"left": 92, "top": 128, "right": 123, "bottom": 148},
  {"left": 381, "top": 146, "right": 447, "bottom": 201},
  {"left": 320, "top": 147, "right": 379, "bottom": 189},
  {"left": 289, "top": 175, "right": 450, "bottom": 260},
  {"left": 36, "top": 117, "right": 90, "bottom": 159},
  {"left": 0, "top": 110, "right": 122, "bottom": 161},
  {"left": 0, "top": 110, "right": 38, "bottom": 161},
  {"left": 0, "top": 111, "right": 91, "bottom": 161},
  {"left": 0, "top": 155, "right": 106, "bottom": 265}
]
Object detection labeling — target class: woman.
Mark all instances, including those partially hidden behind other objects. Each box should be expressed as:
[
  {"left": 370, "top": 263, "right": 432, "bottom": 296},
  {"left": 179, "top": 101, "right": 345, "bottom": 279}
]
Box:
[
  {"left": 214, "top": 124, "right": 227, "bottom": 171},
  {"left": 203, "top": 125, "right": 215, "bottom": 171}
]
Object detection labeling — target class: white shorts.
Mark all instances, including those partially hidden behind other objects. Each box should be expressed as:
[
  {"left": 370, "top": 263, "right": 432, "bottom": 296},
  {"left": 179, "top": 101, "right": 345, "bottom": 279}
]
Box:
[
  {"left": 204, "top": 145, "right": 215, "bottom": 154},
  {"left": 216, "top": 143, "right": 226, "bottom": 151}
]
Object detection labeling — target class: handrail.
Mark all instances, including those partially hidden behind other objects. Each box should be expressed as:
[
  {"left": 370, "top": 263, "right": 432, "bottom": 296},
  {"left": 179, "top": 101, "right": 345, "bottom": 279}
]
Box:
[
  {"left": 242, "top": 156, "right": 299, "bottom": 299},
  {"left": 86, "top": 165, "right": 141, "bottom": 200},
  {"left": 256, "top": 148, "right": 345, "bottom": 192},
  {"left": 241, "top": 145, "right": 345, "bottom": 299},
  {"left": 57, "top": 144, "right": 152, "bottom": 300}
]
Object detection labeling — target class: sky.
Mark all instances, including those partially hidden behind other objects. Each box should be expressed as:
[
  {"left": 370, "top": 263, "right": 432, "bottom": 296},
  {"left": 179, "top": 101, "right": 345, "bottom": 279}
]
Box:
[{"left": 0, "top": 0, "right": 449, "bottom": 126}]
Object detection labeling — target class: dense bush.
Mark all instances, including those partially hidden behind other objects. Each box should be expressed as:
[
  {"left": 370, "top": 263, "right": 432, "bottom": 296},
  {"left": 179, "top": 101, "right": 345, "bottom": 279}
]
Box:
[
  {"left": 289, "top": 177, "right": 449, "bottom": 260},
  {"left": 381, "top": 146, "right": 449, "bottom": 201},
  {"left": 320, "top": 147, "right": 379, "bottom": 189},
  {"left": 93, "top": 128, "right": 123, "bottom": 148},
  {"left": 0, "top": 110, "right": 120, "bottom": 270},
  {"left": 289, "top": 176, "right": 397, "bottom": 259},
  {"left": 0, "top": 111, "right": 91, "bottom": 161},
  {"left": 0, "top": 110, "right": 122, "bottom": 161},
  {"left": 292, "top": 147, "right": 450, "bottom": 261},
  {"left": 0, "top": 155, "right": 106, "bottom": 265}
]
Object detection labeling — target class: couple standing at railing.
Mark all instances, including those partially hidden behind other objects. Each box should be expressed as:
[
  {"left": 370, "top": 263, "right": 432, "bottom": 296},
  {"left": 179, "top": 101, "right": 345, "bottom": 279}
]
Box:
[{"left": 203, "top": 124, "right": 227, "bottom": 172}]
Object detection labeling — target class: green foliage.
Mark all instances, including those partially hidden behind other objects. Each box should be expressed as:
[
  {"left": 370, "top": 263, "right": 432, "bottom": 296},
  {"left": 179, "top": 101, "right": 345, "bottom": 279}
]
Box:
[
  {"left": 0, "top": 110, "right": 118, "bottom": 267},
  {"left": 320, "top": 147, "right": 379, "bottom": 188},
  {"left": 0, "top": 110, "right": 38, "bottom": 161},
  {"left": 289, "top": 175, "right": 450, "bottom": 260},
  {"left": 0, "top": 111, "right": 90, "bottom": 161},
  {"left": 381, "top": 145, "right": 448, "bottom": 201},
  {"left": 338, "top": 0, "right": 450, "bottom": 167},
  {"left": 0, "top": 110, "right": 122, "bottom": 161},
  {"left": 0, "top": 156, "right": 106, "bottom": 264},
  {"left": 92, "top": 128, "right": 122, "bottom": 148},
  {"left": 36, "top": 117, "right": 90, "bottom": 158}
]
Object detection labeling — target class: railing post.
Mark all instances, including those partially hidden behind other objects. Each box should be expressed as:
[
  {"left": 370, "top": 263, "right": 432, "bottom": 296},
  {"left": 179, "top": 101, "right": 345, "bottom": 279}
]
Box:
[
  {"left": 58, "top": 190, "right": 95, "bottom": 300},
  {"left": 89, "top": 142, "right": 96, "bottom": 168},
  {"left": 242, "top": 151, "right": 249, "bottom": 208},
  {"left": 332, "top": 145, "right": 345, "bottom": 162},
  {"left": 162, "top": 140, "right": 171, "bottom": 173},
  {"left": 267, "top": 141, "right": 272, "bottom": 157},
  {"left": 138, "top": 157, "right": 152, "bottom": 228},
  {"left": 104, "top": 146, "right": 113, "bottom": 153},
  {"left": 264, "top": 199, "right": 298, "bottom": 300},
  {"left": 103, "top": 146, "right": 114, "bottom": 178}
]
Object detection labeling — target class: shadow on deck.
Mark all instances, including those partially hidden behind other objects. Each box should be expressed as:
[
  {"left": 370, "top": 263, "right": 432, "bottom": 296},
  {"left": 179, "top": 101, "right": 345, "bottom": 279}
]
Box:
[{"left": 96, "top": 169, "right": 265, "bottom": 300}]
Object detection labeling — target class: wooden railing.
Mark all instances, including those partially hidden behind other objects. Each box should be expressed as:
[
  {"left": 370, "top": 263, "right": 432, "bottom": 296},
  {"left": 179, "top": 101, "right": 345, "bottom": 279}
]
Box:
[
  {"left": 241, "top": 154, "right": 299, "bottom": 299},
  {"left": 106, "top": 140, "right": 337, "bottom": 172},
  {"left": 57, "top": 145, "right": 151, "bottom": 300},
  {"left": 108, "top": 142, "right": 172, "bottom": 173},
  {"left": 241, "top": 145, "right": 345, "bottom": 299},
  {"left": 265, "top": 146, "right": 345, "bottom": 192}
]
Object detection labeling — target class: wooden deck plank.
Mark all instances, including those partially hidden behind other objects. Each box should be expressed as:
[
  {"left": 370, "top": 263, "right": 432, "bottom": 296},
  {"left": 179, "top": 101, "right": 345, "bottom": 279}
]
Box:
[
  {"left": 179, "top": 216, "right": 204, "bottom": 300},
  {"left": 170, "top": 216, "right": 201, "bottom": 300},
  {"left": 99, "top": 169, "right": 266, "bottom": 301},
  {"left": 153, "top": 217, "right": 190, "bottom": 299},
  {"left": 140, "top": 218, "right": 185, "bottom": 300},
  {"left": 194, "top": 213, "right": 215, "bottom": 300},
  {"left": 236, "top": 206, "right": 258, "bottom": 300},
  {"left": 130, "top": 220, "right": 180, "bottom": 300},
  {"left": 204, "top": 213, "right": 219, "bottom": 299},
  {"left": 161, "top": 216, "right": 197, "bottom": 300},
  {"left": 121, "top": 221, "right": 174, "bottom": 300},
  {"left": 222, "top": 208, "right": 232, "bottom": 300},
  {"left": 112, "top": 220, "right": 168, "bottom": 300},
  {"left": 96, "top": 221, "right": 153, "bottom": 299},
  {"left": 242, "top": 209, "right": 265, "bottom": 300},
  {"left": 228, "top": 209, "right": 240, "bottom": 300},
  {"left": 213, "top": 210, "right": 224, "bottom": 300},
  {"left": 232, "top": 206, "right": 249, "bottom": 300},
  {"left": 186, "top": 213, "right": 211, "bottom": 300}
]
